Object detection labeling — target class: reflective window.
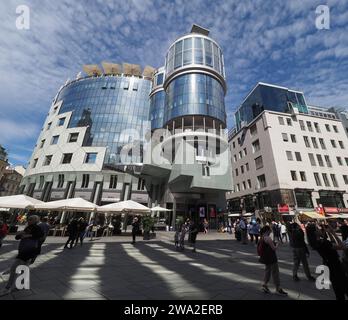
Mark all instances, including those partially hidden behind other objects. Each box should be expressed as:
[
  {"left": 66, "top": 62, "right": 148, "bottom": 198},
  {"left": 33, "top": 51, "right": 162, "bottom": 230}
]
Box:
[
  {"left": 58, "top": 117, "right": 66, "bottom": 126},
  {"left": 166, "top": 36, "right": 224, "bottom": 77},
  {"left": 164, "top": 73, "right": 225, "bottom": 125},
  {"left": 57, "top": 76, "right": 151, "bottom": 166},
  {"left": 51, "top": 135, "right": 59, "bottom": 145},
  {"left": 85, "top": 152, "right": 97, "bottom": 164},
  {"left": 156, "top": 73, "right": 164, "bottom": 86}
]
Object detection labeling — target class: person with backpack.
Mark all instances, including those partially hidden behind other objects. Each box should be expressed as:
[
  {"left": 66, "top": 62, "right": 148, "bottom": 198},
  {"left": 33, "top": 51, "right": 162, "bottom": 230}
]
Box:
[
  {"left": 258, "top": 225, "right": 288, "bottom": 296},
  {"left": 0, "top": 220, "right": 9, "bottom": 248},
  {"left": 0, "top": 215, "right": 44, "bottom": 296}
]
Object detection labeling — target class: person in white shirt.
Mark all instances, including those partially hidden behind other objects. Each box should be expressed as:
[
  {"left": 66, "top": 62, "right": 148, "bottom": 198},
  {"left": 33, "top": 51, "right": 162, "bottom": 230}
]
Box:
[{"left": 280, "top": 222, "right": 288, "bottom": 243}]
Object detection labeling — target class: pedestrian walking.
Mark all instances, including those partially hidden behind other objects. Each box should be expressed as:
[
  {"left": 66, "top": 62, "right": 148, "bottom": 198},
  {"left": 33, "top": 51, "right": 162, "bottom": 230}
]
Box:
[
  {"left": 0, "top": 220, "right": 9, "bottom": 248},
  {"left": 174, "top": 227, "right": 181, "bottom": 250},
  {"left": 31, "top": 217, "right": 51, "bottom": 263},
  {"left": 0, "top": 215, "right": 44, "bottom": 296},
  {"left": 235, "top": 219, "right": 241, "bottom": 241},
  {"left": 257, "top": 225, "right": 288, "bottom": 295},
  {"left": 249, "top": 219, "right": 260, "bottom": 244},
  {"left": 203, "top": 218, "right": 209, "bottom": 234},
  {"left": 189, "top": 220, "right": 199, "bottom": 252},
  {"left": 280, "top": 222, "right": 288, "bottom": 243},
  {"left": 64, "top": 219, "right": 78, "bottom": 249},
  {"left": 239, "top": 218, "right": 248, "bottom": 244},
  {"left": 179, "top": 220, "right": 189, "bottom": 250},
  {"left": 288, "top": 223, "right": 315, "bottom": 282},
  {"left": 75, "top": 217, "right": 88, "bottom": 246},
  {"left": 306, "top": 223, "right": 348, "bottom": 300},
  {"left": 131, "top": 217, "right": 140, "bottom": 244}
]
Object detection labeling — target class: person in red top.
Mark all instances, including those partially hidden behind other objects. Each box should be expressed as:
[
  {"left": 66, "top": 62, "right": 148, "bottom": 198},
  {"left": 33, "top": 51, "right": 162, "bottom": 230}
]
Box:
[{"left": 0, "top": 220, "right": 9, "bottom": 248}]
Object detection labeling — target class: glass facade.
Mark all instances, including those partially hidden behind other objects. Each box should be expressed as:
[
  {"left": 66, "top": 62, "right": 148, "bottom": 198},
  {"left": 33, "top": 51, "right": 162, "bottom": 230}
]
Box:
[
  {"left": 57, "top": 76, "right": 151, "bottom": 165},
  {"left": 149, "top": 90, "right": 165, "bottom": 130},
  {"left": 165, "top": 36, "right": 225, "bottom": 79},
  {"left": 235, "top": 84, "right": 308, "bottom": 130},
  {"left": 164, "top": 73, "right": 226, "bottom": 125}
]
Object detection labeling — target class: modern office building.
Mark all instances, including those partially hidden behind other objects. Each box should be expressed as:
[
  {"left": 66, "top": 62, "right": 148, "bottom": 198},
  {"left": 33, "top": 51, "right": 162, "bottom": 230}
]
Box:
[
  {"left": 142, "top": 25, "right": 232, "bottom": 226},
  {"left": 20, "top": 62, "right": 155, "bottom": 207},
  {"left": 227, "top": 83, "right": 348, "bottom": 216},
  {"left": 20, "top": 25, "right": 232, "bottom": 226}
]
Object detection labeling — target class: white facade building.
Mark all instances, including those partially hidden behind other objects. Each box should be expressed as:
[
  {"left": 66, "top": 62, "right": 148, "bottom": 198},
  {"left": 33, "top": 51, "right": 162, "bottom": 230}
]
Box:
[{"left": 227, "top": 107, "right": 348, "bottom": 214}]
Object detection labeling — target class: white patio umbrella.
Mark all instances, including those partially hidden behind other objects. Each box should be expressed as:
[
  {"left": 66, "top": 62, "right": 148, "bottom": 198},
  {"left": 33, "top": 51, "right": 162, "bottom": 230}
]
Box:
[
  {"left": 150, "top": 206, "right": 171, "bottom": 212},
  {"left": 34, "top": 197, "right": 98, "bottom": 212},
  {"left": 0, "top": 194, "right": 44, "bottom": 210},
  {"left": 97, "top": 200, "right": 150, "bottom": 214},
  {"left": 228, "top": 213, "right": 241, "bottom": 217}
]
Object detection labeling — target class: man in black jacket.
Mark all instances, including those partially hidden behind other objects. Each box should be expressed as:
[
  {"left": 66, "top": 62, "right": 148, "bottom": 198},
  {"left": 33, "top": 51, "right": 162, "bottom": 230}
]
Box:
[
  {"left": 131, "top": 217, "right": 140, "bottom": 244},
  {"left": 1, "top": 215, "right": 44, "bottom": 296},
  {"left": 289, "top": 223, "right": 315, "bottom": 282}
]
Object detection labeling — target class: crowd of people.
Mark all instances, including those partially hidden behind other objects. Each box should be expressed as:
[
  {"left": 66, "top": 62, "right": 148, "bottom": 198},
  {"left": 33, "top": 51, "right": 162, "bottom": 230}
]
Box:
[{"left": 1, "top": 211, "right": 348, "bottom": 300}]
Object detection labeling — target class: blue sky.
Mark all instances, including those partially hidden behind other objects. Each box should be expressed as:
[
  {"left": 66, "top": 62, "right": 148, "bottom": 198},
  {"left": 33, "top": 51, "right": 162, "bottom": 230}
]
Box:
[{"left": 0, "top": 0, "right": 347, "bottom": 166}]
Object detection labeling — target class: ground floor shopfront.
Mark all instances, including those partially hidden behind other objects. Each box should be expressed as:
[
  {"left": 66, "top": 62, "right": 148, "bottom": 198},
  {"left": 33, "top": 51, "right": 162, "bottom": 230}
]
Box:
[{"left": 227, "top": 188, "right": 348, "bottom": 216}]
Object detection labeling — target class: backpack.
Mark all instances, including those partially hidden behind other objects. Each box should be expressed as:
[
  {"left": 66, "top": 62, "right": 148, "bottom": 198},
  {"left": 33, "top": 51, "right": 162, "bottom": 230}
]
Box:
[{"left": 257, "top": 239, "right": 265, "bottom": 257}]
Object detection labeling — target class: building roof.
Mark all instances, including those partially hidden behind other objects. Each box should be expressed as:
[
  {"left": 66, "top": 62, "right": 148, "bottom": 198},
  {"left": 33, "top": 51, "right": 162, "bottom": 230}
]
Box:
[{"left": 191, "top": 24, "right": 210, "bottom": 36}]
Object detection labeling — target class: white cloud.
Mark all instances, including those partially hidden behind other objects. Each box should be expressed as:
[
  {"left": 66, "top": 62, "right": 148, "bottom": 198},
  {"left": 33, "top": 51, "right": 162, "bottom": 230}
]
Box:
[{"left": 0, "top": 0, "right": 347, "bottom": 163}]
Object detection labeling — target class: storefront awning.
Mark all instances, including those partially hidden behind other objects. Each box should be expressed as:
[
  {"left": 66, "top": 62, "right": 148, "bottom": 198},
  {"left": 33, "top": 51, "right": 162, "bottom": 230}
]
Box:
[{"left": 300, "top": 212, "right": 326, "bottom": 220}]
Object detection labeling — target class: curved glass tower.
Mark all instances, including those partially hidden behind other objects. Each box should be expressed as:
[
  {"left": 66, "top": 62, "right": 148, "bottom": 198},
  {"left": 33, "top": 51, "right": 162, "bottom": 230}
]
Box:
[
  {"left": 142, "top": 25, "right": 232, "bottom": 227},
  {"left": 21, "top": 63, "right": 154, "bottom": 207},
  {"left": 163, "top": 32, "right": 226, "bottom": 126},
  {"left": 20, "top": 25, "right": 232, "bottom": 228}
]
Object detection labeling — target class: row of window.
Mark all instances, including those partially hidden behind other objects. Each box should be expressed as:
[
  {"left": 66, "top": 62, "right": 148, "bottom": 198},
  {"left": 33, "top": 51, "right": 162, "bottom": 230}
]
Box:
[
  {"left": 298, "top": 119, "right": 339, "bottom": 133},
  {"left": 313, "top": 172, "right": 341, "bottom": 187},
  {"left": 282, "top": 132, "right": 345, "bottom": 149},
  {"left": 232, "top": 139, "right": 261, "bottom": 163},
  {"left": 32, "top": 152, "right": 98, "bottom": 168},
  {"left": 308, "top": 153, "right": 348, "bottom": 168},
  {"left": 46, "top": 117, "right": 66, "bottom": 131},
  {"left": 290, "top": 170, "right": 307, "bottom": 181},
  {"left": 39, "top": 132, "right": 79, "bottom": 149},
  {"left": 234, "top": 174, "right": 267, "bottom": 193},
  {"left": 235, "top": 179, "right": 252, "bottom": 192},
  {"left": 235, "top": 163, "right": 250, "bottom": 176},
  {"left": 36, "top": 174, "right": 148, "bottom": 191},
  {"left": 279, "top": 116, "right": 340, "bottom": 134},
  {"left": 290, "top": 170, "right": 347, "bottom": 188}
]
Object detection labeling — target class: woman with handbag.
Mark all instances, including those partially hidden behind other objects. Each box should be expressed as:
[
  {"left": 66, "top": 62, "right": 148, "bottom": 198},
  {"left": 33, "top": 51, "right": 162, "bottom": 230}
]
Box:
[{"left": 0, "top": 215, "right": 44, "bottom": 296}]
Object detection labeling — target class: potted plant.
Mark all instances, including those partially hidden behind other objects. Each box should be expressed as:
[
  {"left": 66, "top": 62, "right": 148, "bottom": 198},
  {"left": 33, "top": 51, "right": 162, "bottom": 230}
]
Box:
[{"left": 142, "top": 215, "right": 155, "bottom": 240}]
